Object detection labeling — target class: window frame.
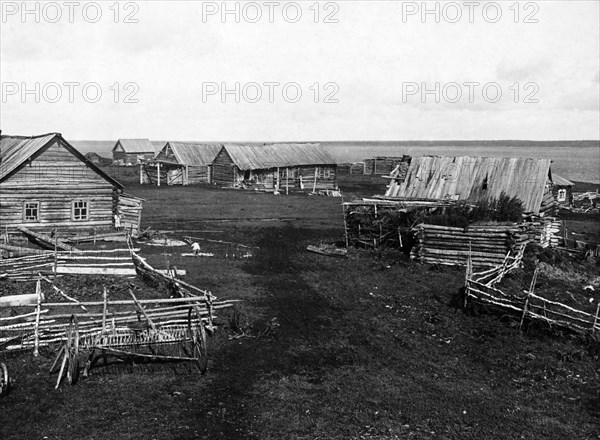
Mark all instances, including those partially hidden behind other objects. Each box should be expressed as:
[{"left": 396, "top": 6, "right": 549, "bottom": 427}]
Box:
[
  {"left": 557, "top": 189, "right": 567, "bottom": 202},
  {"left": 71, "top": 199, "right": 90, "bottom": 221},
  {"left": 23, "top": 201, "right": 40, "bottom": 222}
]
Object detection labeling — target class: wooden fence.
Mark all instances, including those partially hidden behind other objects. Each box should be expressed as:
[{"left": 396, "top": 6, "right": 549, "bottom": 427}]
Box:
[
  {"left": 465, "top": 253, "right": 600, "bottom": 340},
  {"left": 0, "top": 277, "right": 237, "bottom": 353},
  {"left": 0, "top": 248, "right": 138, "bottom": 281}
]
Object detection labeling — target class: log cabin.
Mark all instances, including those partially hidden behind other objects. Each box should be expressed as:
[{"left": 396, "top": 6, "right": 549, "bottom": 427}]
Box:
[
  {"left": 143, "top": 142, "right": 222, "bottom": 185},
  {"left": 212, "top": 143, "right": 338, "bottom": 192},
  {"left": 0, "top": 132, "right": 142, "bottom": 235},
  {"left": 550, "top": 174, "right": 574, "bottom": 206},
  {"left": 112, "top": 139, "right": 155, "bottom": 165}
]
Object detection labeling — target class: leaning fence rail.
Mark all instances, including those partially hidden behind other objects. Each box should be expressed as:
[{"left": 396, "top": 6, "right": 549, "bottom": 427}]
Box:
[{"left": 464, "top": 250, "right": 600, "bottom": 340}]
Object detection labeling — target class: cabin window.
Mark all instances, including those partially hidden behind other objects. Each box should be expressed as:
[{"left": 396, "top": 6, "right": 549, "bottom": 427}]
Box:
[
  {"left": 23, "top": 202, "right": 39, "bottom": 221},
  {"left": 557, "top": 189, "right": 567, "bottom": 202},
  {"left": 72, "top": 200, "right": 89, "bottom": 221}
]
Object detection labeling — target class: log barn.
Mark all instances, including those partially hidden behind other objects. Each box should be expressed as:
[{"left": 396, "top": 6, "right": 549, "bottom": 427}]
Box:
[
  {"left": 384, "top": 156, "right": 556, "bottom": 216},
  {"left": 211, "top": 143, "right": 338, "bottom": 193},
  {"left": 0, "top": 132, "right": 142, "bottom": 235},
  {"left": 550, "top": 174, "right": 574, "bottom": 206},
  {"left": 112, "top": 138, "right": 155, "bottom": 165},
  {"left": 143, "top": 142, "right": 222, "bottom": 185}
]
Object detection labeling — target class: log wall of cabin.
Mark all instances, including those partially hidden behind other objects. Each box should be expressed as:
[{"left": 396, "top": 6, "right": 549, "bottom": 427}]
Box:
[
  {"left": 0, "top": 141, "right": 117, "bottom": 232},
  {"left": 552, "top": 185, "right": 573, "bottom": 206},
  {"left": 187, "top": 165, "right": 210, "bottom": 184},
  {"left": 212, "top": 150, "right": 237, "bottom": 186}
]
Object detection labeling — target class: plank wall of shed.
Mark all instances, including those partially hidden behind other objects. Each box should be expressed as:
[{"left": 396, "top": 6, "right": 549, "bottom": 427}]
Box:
[{"left": 0, "top": 140, "right": 116, "bottom": 232}]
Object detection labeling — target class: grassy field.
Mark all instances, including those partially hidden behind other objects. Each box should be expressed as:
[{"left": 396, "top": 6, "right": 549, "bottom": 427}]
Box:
[{"left": 1, "top": 177, "right": 599, "bottom": 440}]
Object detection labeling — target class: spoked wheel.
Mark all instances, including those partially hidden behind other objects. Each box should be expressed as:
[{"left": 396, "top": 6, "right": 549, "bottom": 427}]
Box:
[
  {"left": 0, "top": 362, "right": 9, "bottom": 396},
  {"left": 66, "top": 315, "right": 80, "bottom": 385}
]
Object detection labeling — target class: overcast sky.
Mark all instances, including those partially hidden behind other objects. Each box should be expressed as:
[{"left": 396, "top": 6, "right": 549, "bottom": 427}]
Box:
[{"left": 1, "top": 0, "right": 598, "bottom": 141}]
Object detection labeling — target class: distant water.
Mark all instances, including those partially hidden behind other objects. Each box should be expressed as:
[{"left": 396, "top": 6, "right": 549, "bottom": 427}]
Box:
[{"left": 71, "top": 140, "right": 600, "bottom": 184}]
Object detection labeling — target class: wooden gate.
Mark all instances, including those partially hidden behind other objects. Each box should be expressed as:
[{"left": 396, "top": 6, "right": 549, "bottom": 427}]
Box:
[{"left": 117, "top": 193, "right": 144, "bottom": 236}]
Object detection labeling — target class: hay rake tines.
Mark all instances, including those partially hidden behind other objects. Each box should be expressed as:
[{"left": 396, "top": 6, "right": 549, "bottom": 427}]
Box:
[{"left": 52, "top": 308, "right": 208, "bottom": 388}]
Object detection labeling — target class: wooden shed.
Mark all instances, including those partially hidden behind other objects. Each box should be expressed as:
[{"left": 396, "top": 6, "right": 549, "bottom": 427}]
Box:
[
  {"left": 364, "top": 156, "right": 411, "bottom": 175},
  {"left": 384, "top": 156, "right": 555, "bottom": 216},
  {"left": 551, "top": 174, "right": 575, "bottom": 206},
  {"left": 143, "top": 142, "right": 222, "bottom": 185},
  {"left": 212, "top": 143, "right": 338, "bottom": 193},
  {"left": 0, "top": 132, "right": 142, "bottom": 235},
  {"left": 112, "top": 139, "right": 155, "bottom": 165}
]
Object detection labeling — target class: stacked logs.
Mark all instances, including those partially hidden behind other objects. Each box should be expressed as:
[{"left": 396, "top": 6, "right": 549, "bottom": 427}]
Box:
[
  {"left": 411, "top": 224, "right": 530, "bottom": 267},
  {"left": 520, "top": 217, "right": 561, "bottom": 248}
]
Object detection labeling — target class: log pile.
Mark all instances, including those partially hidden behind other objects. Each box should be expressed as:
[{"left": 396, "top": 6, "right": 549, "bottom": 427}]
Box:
[
  {"left": 411, "top": 224, "right": 530, "bottom": 267},
  {"left": 520, "top": 216, "right": 561, "bottom": 248}
]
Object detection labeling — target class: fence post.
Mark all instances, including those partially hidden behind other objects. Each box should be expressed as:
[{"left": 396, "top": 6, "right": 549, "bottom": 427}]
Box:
[
  {"left": 102, "top": 286, "right": 108, "bottom": 333},
  {"left": 33, "top": 278, "right": 42, "bottom": 356},
  {"left": 53, "top": 229, "right": 58, "bottom": 279},
  {"left": 520, "top": 268, "right": 538, "bottom": 331},
  {"left": 593, "top": 302, "right": 600, "bottom": 335}
]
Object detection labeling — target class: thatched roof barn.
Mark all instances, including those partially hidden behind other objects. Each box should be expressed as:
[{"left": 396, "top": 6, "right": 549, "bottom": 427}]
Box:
[
  {"left": 0, "top": 132, "right": 142, "bottom": 234},
  {"left": 212, "top": 143, "right": 338, "bottom": 192},
  {"left": 112, "top": 139, "right": 155, "bottom": 164},
  {"left": 384, "top": 156, "right": 556, "bottom": 215},
  {"left": 145, "top": 142, "right": 222, "bottom": 185},
  {"left": 551, "top": 174, "right": 575, "bottom": 206}
]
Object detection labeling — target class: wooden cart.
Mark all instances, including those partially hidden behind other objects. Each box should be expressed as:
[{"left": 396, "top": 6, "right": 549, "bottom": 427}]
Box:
[{"left": 51, "top": 304, "right": 209, "bottom": 388}]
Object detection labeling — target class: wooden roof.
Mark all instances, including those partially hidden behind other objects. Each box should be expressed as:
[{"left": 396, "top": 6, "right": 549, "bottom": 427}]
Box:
[
  {"left": 160, "top": 142, "right": 222, "bottom": 166},
  {"left": 112, "top": 139, "right": 154, "bottom": 153},
  {"left": 0, "top": 132, "right": 123, "bottom": 189},
  {"left": 384, "top": 156, "right": 552, "bottom": 215},
  {"left": 221, "top": 143, "right": 337, "bottom": 170},
  {"left": 551, "top": 174, "right": 575, "bottom": 187}
]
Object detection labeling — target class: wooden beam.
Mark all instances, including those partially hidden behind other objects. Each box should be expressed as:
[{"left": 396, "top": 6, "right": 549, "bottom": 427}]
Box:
[{"left": 17, "top": 226, "right": 82, "bottom": 254}]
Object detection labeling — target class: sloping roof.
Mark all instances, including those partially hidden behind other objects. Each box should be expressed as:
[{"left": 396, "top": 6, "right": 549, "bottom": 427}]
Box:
[
  {"left": 1, "top": 132, "right": 123, "bottom": 188},
  {"left": 222, "top": 143, "right": 337, "bottom": 170},
  {"left": 552, "top": 174, "right": 575, "bottom": 187},
  {"left": 0, "top": 133, "right": 57, "bottom": 179},
  {"left": 161, "top": 142, "right": 222, "bottom": 166},
  {"left": 112, "top": 139, "right": 154, "bottom": 153},
  {"left": 384, "top": 156, "right": 552, "bottom": 215}
]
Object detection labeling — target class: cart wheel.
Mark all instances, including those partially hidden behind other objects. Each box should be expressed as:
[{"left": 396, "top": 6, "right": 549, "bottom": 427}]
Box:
[
  {"left": 193, "top": 322, "right": 208, "bottom": 374},
  {"left": 66, "top": 315, "right": 80, "bottom": 385},
  {"left": 0, "top": 362, "right": 9, "bottom": 396}
]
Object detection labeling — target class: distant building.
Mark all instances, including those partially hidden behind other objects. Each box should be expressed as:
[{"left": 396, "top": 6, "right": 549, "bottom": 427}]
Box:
[
  {"left": 112, "top": 139, "right": 155, "bottom": 165},
  {"left": 0, "top": 132, "right": 144, "bottom": 233},
  {"left": 145, "top": 142, "right": 222, "bottom": 185},
  {"left": 84, "top": 151, "right": 104, "bottom": 164},
  {"left": 212, "top": 143, "right": 338, "bottom": 192},
  {"left": 551, "top": 174, "right": 575, "bottom": 206},
  {"left": 384, "top": 156, "right": 557, "bottom": 216}
]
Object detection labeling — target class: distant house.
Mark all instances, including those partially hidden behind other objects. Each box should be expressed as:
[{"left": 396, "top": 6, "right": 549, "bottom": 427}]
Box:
[
  {"left": 384, "top": 156, "right": 556, "bottom": 215},
  {"left": 112, "top": 139, "right": 155, "bottom": 164},
  {"left": 212, "top": 143, "right": 338, "bottom": 192},
  {"left": 84, "top": 151, "right": 109, "bottom": 165},
  {"left": 145, "top": 142, "right": 222, "bottom": 185},
  {"left": 551, "top": 174, "right": 575, "bottom": 206},
  {"left": 364, "top": 156, "right": 411, "bottom": 175},
  {"left": 0, "top": 132, "right": 143, "bottom": 234}
]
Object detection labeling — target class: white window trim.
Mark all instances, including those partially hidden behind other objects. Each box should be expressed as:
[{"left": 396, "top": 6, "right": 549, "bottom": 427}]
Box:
[
  {"left": 72, "top": 199, "right": 90, "bottom": 221},
  {"left": 23, "top": 201, "right": 40, "bottom": 222}
]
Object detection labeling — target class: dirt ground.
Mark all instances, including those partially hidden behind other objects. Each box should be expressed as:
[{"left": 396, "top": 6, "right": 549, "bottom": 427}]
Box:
[{"left": 1, "top": 176, "right": 599, "bottom": 440}]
